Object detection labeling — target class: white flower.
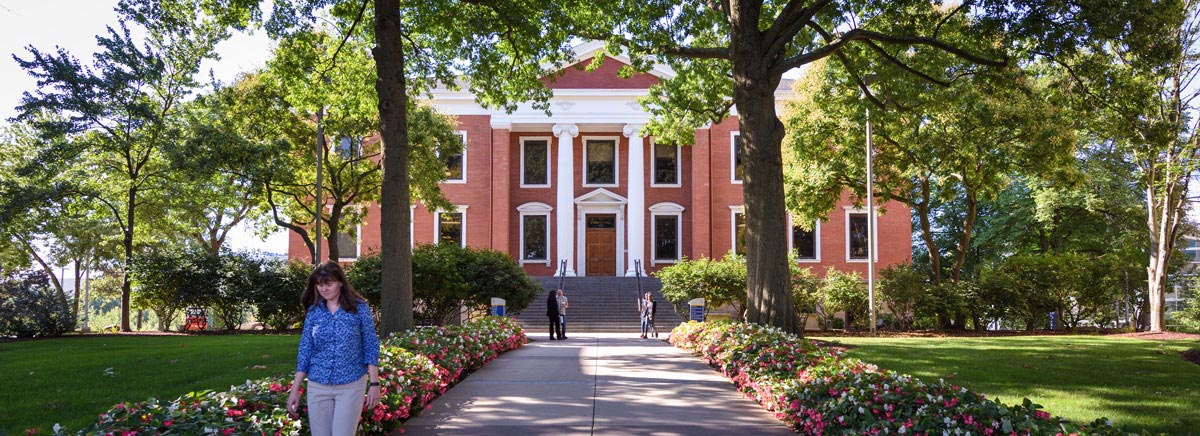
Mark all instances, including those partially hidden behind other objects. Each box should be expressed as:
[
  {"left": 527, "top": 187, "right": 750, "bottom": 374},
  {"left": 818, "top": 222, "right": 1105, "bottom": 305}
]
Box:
[
  {"left": 52, "top": 423, "right": 61, "bottom": 434},
  {"left": 898, "top": 425, "right": 907, "bottom": 435}
]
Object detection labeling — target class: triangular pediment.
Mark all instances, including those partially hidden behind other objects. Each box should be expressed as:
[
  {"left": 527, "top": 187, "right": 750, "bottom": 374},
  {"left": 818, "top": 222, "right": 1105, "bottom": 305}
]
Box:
[
  {"left": 540, "top": 40, "right": 675, "bottom": 89},
  {"left": 574, "top": 188, "right": 627, "bottom": 205}
]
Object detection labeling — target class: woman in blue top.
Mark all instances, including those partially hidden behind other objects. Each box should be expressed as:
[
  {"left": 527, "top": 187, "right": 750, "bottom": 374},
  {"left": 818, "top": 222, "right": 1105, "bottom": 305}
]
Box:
[{"left": 286, "top": 261, "right": 381, "bottom": 436}]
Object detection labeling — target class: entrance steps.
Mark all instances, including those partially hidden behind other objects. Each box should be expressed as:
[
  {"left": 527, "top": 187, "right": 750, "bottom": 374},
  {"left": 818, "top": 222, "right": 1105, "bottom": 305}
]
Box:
[{"left": 510, "top": 277, "right": 685, "bottom": 333}]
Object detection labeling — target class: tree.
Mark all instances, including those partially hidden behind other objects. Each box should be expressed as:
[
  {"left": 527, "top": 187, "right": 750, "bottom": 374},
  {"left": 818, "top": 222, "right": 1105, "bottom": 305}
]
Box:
[
  {"left": 268, "top": 0, "right": 580, "bottom": 337},
  {"left": 9, "top": 0, "right": 239, "bottom": 331},
  {"left": 1052, "top": 0, "right": 1200, "bottom": 331},
  {"left": 781, "top": 48, "right": 1075, "bottom": 289},
  {"left": 551, "top": 0, "right": 1132, "bottom": 334}
]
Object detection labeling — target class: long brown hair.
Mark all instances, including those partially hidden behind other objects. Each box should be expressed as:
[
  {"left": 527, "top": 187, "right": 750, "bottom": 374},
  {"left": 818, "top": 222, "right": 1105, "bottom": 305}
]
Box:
[{"left": 301, "top": 261, "right": 366, "bottom": 313}]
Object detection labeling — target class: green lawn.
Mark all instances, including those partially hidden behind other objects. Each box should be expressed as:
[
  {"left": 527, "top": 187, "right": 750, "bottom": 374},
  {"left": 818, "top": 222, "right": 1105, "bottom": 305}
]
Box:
[
  {"left": 815, "top": 335, "right": 1200, "bottom": 435},
  {"left": 0, "top": 334, "right": 299, "bottom": 435}
]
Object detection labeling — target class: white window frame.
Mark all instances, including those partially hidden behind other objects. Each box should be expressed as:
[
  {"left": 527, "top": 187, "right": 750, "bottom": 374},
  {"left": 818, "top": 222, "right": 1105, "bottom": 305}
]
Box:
[
  {"left": 650, "top": 139, "right": 682, "bottom": 187},
  {"left": 519, "top": 136, "right": 553, "bottom": 188},
  {"left": 649, "top": 202, "right": 685, "bottom": 265},
  {"left": 517, "top": 202, "right": 553, "bottom": 265},
  {"left": 441, "top": 131, "right": 467, "bottom": 184},
  {"left": 434, "top": 205, "right": 469, "bottom": 247},
  {"left": 730, "top": 205, "right": 745, "bottom": 256},
  {"left": 843, "top": 207, "right": 878, "bottom": 262},
  {"left": 730, "top": 131, "right": 744, "bottom": 184},
  {"left": 582, "top": 136, "right": 620, "bottom": 188},
  {"left": 787, "top": 216, "right": 821, "bottom": 262}
]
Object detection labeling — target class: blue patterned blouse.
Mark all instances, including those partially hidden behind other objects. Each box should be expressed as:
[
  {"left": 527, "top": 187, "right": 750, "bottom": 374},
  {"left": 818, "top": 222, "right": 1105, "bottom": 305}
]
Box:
[{"left": 296, "top": 300, "right": 380, "bottom": 385}]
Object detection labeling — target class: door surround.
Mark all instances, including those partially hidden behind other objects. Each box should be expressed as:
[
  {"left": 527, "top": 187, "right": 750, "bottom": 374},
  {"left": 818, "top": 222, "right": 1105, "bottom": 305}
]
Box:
[{"left": 574, "top": 188, "right": 627, "bottom": 277}]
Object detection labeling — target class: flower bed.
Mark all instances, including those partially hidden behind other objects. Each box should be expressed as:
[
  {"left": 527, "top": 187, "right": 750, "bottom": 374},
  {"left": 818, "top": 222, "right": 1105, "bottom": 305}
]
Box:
[
  {"left": 669, "top": 321, "right": 1132, "bottom": 436},
  {"left": 69, "top": 316, "right": 526, "bottom": 436}
]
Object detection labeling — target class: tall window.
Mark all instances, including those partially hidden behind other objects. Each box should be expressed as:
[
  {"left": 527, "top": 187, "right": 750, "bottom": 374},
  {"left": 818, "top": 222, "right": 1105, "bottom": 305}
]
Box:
[
  {"left": 585, "top": 139, "right": 617, "bottom": 185},
  {"left": 522, "top": 215, "right": 548, "bottom": 261},
  {"left": 652, "top": 141, "right": 679, "bottom": 185},
  {"left": 653, "top": 215, "right": 680, "bottom": 261},
  {"left": 792, "top": 221, "right": 818, "bottom": 260},
  {"left": 521, "top": 138, "right": 550, "bottom": 186},
  {"left": 437, "top": 211, "right": 465, "bottom": 247},
  {"left": 733, "top": 210, "right": 747, "bottom": 256},
  {"left": 731, "top": 133, "right": 744, "bottom": 182},
  {"left": 442, "top": 131, "right": 466, "bottom": 182},
  {"left": 336, "top": 229, "right": 358, "bottom": 260},
  {"left": 848, "top": 213, "right": 869, "bottom": 260}
]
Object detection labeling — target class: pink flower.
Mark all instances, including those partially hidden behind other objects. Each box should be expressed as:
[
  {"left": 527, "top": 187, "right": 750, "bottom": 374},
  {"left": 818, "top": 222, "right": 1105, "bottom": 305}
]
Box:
[{"left": 222, "top": 428, "right": 235, "bottom": 435}]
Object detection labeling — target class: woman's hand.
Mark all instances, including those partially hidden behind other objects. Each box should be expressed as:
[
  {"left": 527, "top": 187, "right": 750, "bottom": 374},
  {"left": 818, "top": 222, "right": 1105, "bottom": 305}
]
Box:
[
  {"left": 286, "top": 389, "right": 301, "bottom": 417},
  {"left": 365, "top": 384, "right": 382, "bottom": 409}
]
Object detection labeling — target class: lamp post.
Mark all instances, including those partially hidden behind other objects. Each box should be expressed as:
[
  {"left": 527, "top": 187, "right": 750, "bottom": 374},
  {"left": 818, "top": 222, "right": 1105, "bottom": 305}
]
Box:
[
  {"left": 864, "top": 76, "right": 878, "bottom": 337},
  {"left": 314, "top": 105, "right": 325, "bottom": 264}
]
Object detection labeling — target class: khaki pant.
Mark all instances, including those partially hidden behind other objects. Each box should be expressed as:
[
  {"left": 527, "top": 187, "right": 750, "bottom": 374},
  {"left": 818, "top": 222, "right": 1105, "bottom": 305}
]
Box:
[{"left": 307, "top": 374, "right": 366, "bottom": 436}]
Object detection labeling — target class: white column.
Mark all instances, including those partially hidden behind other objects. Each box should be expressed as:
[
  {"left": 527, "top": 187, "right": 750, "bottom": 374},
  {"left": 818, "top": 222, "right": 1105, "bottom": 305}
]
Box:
[
  {"left": 624, "top": 123, "right": 646, "bottom": 276},
  {"left": 554, "top": 123, "right": 579, "bottom": 276}
]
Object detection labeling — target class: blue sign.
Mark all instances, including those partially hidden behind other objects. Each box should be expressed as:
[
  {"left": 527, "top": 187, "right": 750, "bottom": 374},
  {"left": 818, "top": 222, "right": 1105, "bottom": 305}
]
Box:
[
  {"left": 1049, "top": 311, "right": 1057, "bottom": 330},
  {"left": 491, "top": 305, "right": 505, "bottom": 317},
  {"left": 689, "top": 305, "right": 705, "bottom": 322}
]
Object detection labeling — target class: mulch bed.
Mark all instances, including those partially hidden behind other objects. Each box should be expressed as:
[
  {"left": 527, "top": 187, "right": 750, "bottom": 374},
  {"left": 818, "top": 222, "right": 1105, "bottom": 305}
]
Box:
[
  {"left": 1108, "top": 331, "right": 1200, "bottom": 341},
  {"left": 1183, "top": 348, "right": 1200, "bottom": 366}
]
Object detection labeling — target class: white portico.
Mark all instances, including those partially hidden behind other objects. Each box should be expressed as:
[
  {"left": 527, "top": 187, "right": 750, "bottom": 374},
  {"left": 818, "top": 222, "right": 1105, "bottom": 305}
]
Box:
[{"left": 426, "top": 41, "right": 676, "bottom": 276}]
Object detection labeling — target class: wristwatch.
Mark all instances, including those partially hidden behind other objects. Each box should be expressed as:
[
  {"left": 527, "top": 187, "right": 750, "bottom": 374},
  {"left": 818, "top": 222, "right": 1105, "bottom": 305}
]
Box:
[{"left": 368, "top": 381, "right": 380, "bottom": 386}]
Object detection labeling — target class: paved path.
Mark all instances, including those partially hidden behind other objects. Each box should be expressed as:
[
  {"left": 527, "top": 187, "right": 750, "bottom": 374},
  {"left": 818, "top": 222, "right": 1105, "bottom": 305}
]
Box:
[{"left": 400, "top": 333, "right": 795, "bottom": 436}]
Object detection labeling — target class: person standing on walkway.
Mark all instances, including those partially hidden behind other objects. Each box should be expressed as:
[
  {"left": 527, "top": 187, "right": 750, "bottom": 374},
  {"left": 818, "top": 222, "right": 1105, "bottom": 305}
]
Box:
[
  {"left": 639, "top": 292, "right": 658, "bottom": 338},
  {"left": 287, "top": 261, "right": 382, "bottom": 436},
  {"left": 546, "top": 289, "right": 562, "bottom": 340},
  {"left": 556, "top": 288, "right": 569, "bottom": 339}
]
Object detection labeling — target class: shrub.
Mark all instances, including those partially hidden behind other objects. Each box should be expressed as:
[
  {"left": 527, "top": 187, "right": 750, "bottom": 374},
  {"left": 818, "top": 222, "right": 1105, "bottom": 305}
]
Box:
[
  {"left": 669, "top": 321, "right": 1132, "bottom": 435},
  {"left": 656, "top": 252, "right": 747, "bottom": 319},
  {"left": 819, "top": 268, "right": 867, "bottom": 330},
  {"left": 0, "top": 270, "right": 74, "bottom": 338},
  {"left": 791, "top": 265, "right": 820, "bottom": 329},
  {"left": 250, "top": 259, "right": 310, "bottom": 331},
  {"left": 351, "top": 246, "right": 540, "bottom": 325},
  {"left": 1171, "top": 281, "right": 1200, "bottom": 333},
  {"left": 131, "top": 248, "right": 220, "bottom": 331},
  {"left": 877, "top": 263, "right": 925, "bottom": 331},
  {"left": 207, "top": 251, "right": 264, "bottom": 330}
]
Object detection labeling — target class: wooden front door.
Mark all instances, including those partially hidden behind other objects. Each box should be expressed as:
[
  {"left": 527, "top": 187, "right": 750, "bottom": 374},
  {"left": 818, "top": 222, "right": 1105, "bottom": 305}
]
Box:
[{"left": 585, "top": 214, "right": 616, "bottom": 276}]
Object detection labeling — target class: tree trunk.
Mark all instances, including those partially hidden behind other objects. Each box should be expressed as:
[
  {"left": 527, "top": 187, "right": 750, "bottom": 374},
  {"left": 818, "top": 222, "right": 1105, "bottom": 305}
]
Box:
[
  {"left": 915, "top": 183, "right": 941, "bottom": 285},
  {"left": 950, "top": 192, "right": 978, "bottom": 283},
  {"left": 121, "top": 187, "right": 135, "bottom": 332},
  {"left": 729, "top": 3, "right": 797, "bottom": 334},
  {"left": 375, "top": 0, "right": 414, "bottom": 337},
  {"left": 326, "top": 205, "right": 342, "bottom": 261}
]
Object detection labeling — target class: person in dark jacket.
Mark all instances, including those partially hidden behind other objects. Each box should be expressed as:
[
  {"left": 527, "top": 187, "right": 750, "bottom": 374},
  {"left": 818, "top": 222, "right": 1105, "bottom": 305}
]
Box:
[
  {"left": 639, "top": 292, "right": 658, "bottom": 338},
  {"left": 546, "top": 290, "right": 562, "bottom": 340}
]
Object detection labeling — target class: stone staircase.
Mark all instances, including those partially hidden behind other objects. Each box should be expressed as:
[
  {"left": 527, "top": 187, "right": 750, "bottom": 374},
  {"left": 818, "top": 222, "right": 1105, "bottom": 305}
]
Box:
[{"left": 509, "top": 277, "right": 686, "bottom": 333}]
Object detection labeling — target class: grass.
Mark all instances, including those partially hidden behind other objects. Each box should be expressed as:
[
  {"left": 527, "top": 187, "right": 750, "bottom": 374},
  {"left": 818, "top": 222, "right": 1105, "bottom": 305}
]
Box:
[
  {"left": 814, "top": 335, "right": 1200, "bottom": 435},
  {"left": 0, "top": 334, "right": 299, "bottom": 434}
]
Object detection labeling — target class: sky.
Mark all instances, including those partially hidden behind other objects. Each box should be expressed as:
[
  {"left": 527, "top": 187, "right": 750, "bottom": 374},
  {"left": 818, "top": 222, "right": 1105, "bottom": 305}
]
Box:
[{"left": 0, "top": 0, "right": 289, "bottom": 255}]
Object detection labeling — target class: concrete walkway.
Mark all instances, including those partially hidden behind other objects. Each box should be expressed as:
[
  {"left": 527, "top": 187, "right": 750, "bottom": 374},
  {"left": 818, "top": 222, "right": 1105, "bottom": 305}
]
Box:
[{"left": 400, "top": 333, "right": 795, "bottom": 436}]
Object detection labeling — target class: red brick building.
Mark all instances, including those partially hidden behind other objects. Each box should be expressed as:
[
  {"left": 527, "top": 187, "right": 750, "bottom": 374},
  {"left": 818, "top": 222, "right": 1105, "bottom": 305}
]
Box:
[{"left": 289, "top": 41, "right": 912, "bottom": 278}]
